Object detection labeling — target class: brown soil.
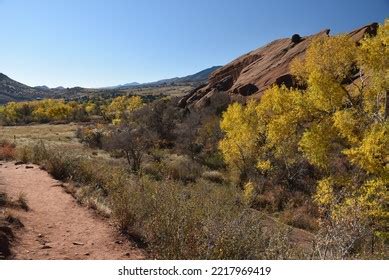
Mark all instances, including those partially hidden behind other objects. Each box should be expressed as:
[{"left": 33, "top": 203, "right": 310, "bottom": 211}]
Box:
[{"left": 0, "top": 161, "right": 145, "bottom": 260}]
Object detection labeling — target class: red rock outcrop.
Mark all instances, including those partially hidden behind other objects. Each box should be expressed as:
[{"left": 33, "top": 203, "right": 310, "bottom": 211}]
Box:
[{"left": 179, "top": 23, "right": 378, "bottom": 109}]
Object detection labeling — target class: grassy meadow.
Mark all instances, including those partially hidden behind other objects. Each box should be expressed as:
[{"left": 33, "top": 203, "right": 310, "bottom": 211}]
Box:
[{"left": 0, "top": 123, "right": 79, "bottom": 147}]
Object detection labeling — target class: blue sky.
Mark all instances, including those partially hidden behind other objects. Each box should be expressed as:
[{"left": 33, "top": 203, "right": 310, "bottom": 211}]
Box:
[{"left": 0, "top": 0, "right": 387, "bottom": 88}]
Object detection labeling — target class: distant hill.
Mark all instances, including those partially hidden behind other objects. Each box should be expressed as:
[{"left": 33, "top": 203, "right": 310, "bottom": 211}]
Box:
[
  {"left": 34, "top": 85, "right": 50, "bottom": 90},
  {"left": 0, "top": 73, "right": 53, "bottom": 103},
  {"left": 111, "top": 66, "right": 222, "bottom": 89},
  {"left": 143, "top": 66, "right": 222, "bottom": 87},
  {"left": 104, "top": 82, "right": 141, "bottom": 90},
  {"left": 0, "top": 66, "right": 221, "bottom": 104}
]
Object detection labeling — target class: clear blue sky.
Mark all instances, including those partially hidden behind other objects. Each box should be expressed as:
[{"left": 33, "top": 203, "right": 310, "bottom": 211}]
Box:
[{"left": 0, "top": 0, "right": 387, "bottom": 88}]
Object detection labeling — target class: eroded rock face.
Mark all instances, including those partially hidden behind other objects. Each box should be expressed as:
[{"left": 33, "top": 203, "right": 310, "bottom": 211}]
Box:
[
  {"left": 180, "top": 23, "right": 378, "bottom": 109},
  {"left": 236, "top": 84, "right": 259, "bottom": 96},
  {"left": 215, "top": 75, "right": 234, "bottom": 91}
]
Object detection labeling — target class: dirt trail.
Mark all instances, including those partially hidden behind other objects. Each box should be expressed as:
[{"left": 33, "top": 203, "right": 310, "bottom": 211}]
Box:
[{"left": 0, "top": 161, "right": 145, "bottom": 260}]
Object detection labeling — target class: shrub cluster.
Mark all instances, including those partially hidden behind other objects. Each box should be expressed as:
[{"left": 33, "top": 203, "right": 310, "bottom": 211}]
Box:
[
  {"left": 0, "top": 99, "right": 90, "bottom": 125},
  {"left": 16, "top": 142, "right": 304, "bottom": 259}
]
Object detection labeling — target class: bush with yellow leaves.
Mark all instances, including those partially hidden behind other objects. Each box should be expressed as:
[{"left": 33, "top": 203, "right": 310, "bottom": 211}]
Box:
[{"left": 219, "top": 20, "right": 389, "bottom": 252}]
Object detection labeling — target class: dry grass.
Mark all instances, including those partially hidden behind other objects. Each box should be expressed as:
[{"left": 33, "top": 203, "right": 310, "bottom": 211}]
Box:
[
  {"left": 0, "top": 123, "right": 79, "bottom": 147},
  {"left": 15, "top": 192, "right": 29, "bottom": 211},
  {"left": 1, "top": 123, "right": 113, "bottom": 161},
  {"left": 120, "top": 85, "right": 192, "bottom": 97},
  {"left": 0, "top": 190, "right": 29, "bottom": 212}
]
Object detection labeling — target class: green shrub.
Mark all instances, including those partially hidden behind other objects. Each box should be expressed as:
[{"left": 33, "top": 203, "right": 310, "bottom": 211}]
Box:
[
  {"left": 141, "top": 162, "right": 163, "bottom": 180},
  {"left": 203, "top": 152, "right": 225, "bottom": 170},
  {"left": 201, "top": 170, "right": 225, "bottom": 184},
  {"left": 109, "top": 173, "right": 138, "bottom": 231},
  {"left": 44, "top": 153, "right": 76, "bottom": 181},
  {"left": 16, "top": 146, "right": 31, "bottom": 163},
  {"left": 162, "top": 154, "right": 202, "bottom": 182},
  {"left": 30, "top": 140, "right": 50, "bottom": 164},
  {"left": 77, "top": 126, "right": 105, "bottom": 149}
]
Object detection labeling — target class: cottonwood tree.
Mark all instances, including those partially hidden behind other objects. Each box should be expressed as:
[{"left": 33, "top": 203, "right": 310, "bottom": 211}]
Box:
[
  {"left": 103, "top": 95, "right": 143, "bottom": 125},
  {"left": 0, "top": 99, "right": 86, "bottom": 124},
  {"left": 219, "top": 21, "right": 388, "bottom": 247}
]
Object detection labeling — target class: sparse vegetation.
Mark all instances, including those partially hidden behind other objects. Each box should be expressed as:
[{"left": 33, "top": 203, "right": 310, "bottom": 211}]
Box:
[
  {"left": 15, "top": 192, "right": 29, "bottom": 211},
  {"left": 0, "top": 191, "right": 25, "bottom": 259},
  {"left": 12, "top": 141, "right": 304, "bottom": 259},
  {"left": 0, "top": 140, "right": 16, "bottom": 160}
]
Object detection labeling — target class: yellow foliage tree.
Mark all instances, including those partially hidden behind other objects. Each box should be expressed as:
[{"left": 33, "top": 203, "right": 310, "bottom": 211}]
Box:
[
  {"left": 219, "top": 20, "right": 389, "bottom": 237},
  {"left": 219, "top": 101, "right": 261, "bottom": 181},
  {"left": 104, "top": 95, "right": 143, "bottom": 124},
  {"left": 0, "top": 99, "right": 93, "bottom": 124}
]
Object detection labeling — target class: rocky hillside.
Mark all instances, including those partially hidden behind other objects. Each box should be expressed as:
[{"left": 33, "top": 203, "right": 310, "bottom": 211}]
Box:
[
  {"left": 179, "top": 23, "right": 378, "bottom": 109},
  {"left": 0, "top": 73, "right": 53, "bottom": 103}
]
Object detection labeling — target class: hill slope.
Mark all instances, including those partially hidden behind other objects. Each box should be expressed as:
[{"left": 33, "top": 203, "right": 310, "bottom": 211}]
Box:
[
  {"left": 144, "top": 66, "right": 222, "bottom": 87},
  {"left": 0, "top": 73, "right": 53, "bottom": 103},
  {"left": 0, "top": 65, "right": 221, "bottom": 104}
]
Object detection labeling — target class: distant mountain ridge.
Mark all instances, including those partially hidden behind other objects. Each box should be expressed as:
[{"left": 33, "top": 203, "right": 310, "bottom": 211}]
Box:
[
  {"left": 143, "top": 66, "right": 222, "bottom": 87},
  {"left": 0, "top": 73, "right": 54, "bottom": 103},
  {"left": 103, "top": 82, "right": 141, "bottom": 90},
  {"left": 0, "top": 66, "right": 221, "bottom": 104},
  {"left": 112, "top": 66, "right": 222, "bottom": 89}
]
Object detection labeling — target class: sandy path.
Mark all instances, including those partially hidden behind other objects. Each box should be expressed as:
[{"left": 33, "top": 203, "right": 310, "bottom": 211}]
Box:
[{"left": 0, "top": 161, "right": 145, "bottom": 260}]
